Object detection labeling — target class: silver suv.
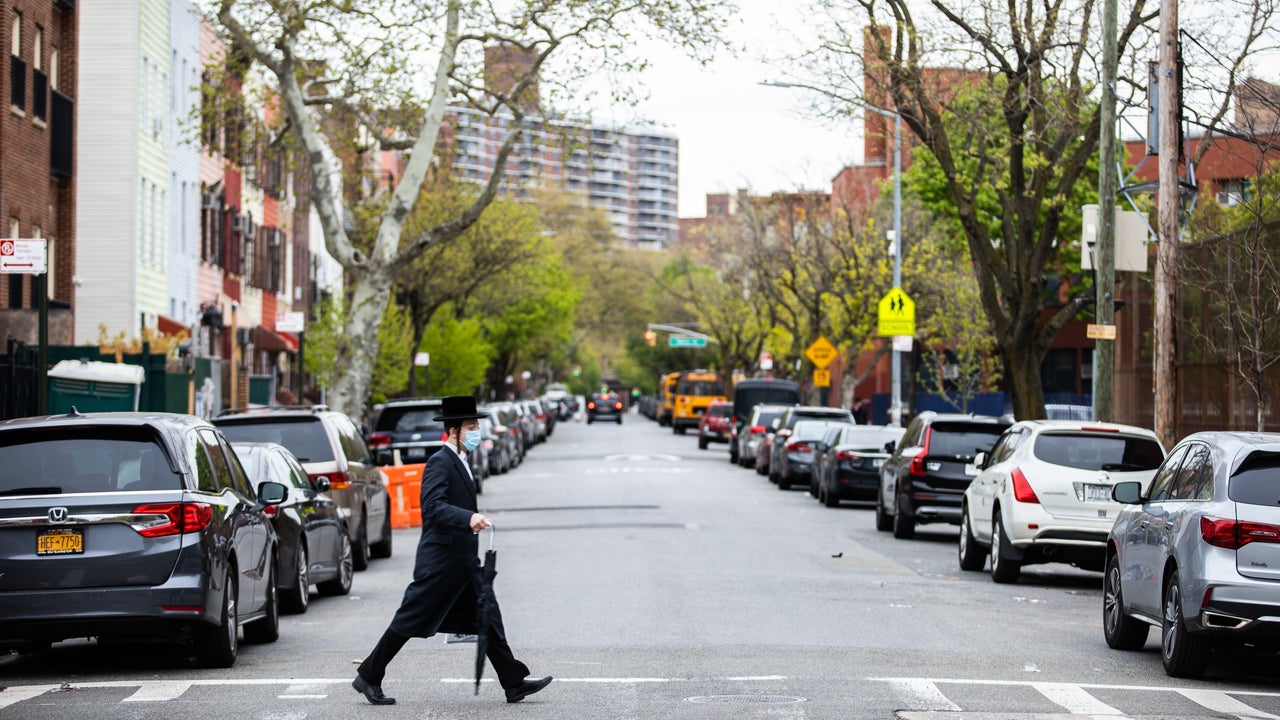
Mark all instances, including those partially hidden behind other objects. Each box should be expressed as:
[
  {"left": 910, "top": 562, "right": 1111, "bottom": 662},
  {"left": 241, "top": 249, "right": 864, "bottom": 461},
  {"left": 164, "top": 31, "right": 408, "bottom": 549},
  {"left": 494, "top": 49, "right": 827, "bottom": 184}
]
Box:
[
  {"left": 214, "top": 407, "right": 392, "bottom": 571},
  {"left": 1105, "top": 432, "right": 1280, "bottom": 678}
]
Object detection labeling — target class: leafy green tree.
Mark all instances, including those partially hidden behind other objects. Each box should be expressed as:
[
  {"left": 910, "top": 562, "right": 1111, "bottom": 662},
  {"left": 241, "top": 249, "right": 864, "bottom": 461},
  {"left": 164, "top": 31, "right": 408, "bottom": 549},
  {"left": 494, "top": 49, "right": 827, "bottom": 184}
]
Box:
[
  {"left": 369, "top": 301, "right": 414, "bottom": 404},
  {"left": 915, "top": 267, "right": 1003, "bottom": 413},
  {"left": 421, "top": 309, "right": 494, "bottom": 397},
  {"left": 304, "top": 294, "right": 411, "bottom": 402}
]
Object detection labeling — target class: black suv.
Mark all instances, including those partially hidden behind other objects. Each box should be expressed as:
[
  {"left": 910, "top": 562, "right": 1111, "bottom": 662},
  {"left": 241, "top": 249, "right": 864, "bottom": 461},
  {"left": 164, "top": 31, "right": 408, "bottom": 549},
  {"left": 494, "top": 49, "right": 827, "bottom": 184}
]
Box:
[
  {"left": 767, "top": 405, "right": 855, "bottom": 485},
  {"left": 0, "top": 411, "right": 287, "bottom": 667},
  {"left": 366, "top": 398, "right": 447, "bottom": 465},
  {"left": 213, "top": 407, "right": 392, "bottom": 571},
  {"left": 877, "top": 412, "right": 1011, "bottom": 539}
]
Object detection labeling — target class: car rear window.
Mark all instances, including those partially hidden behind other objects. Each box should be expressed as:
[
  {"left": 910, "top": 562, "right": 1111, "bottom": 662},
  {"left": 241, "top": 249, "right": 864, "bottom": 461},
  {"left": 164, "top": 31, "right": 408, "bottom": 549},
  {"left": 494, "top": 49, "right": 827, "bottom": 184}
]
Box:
[
  {"left": 708, "top": 405, "right": 733, "bottom": 417},
  {"left": 0, "top": 428, "right": 181, "bottom": 494},
  {"left": 1032, "top": 433, "right": 1165, "bottom": 471},
  {"left": 791, "top": 410, "right": 853, "bottom": 426},
  {"left": 752, "top": 411, "right": 785, "bottom": 427},
  {"left": 840, "top": 427, "right": 904, "bottom": 450},
  {"left": 376, "top": 407, "right": 445, "bottom": 435},
  {"left": 1230, "top": 455, "right": 1280, "bottom": 506},
  {"left": 927, "top": 423, "right": 1006, "bottom": 457},
  {"left": 215, "top": 418, "right": 335, "bottom": 463}
]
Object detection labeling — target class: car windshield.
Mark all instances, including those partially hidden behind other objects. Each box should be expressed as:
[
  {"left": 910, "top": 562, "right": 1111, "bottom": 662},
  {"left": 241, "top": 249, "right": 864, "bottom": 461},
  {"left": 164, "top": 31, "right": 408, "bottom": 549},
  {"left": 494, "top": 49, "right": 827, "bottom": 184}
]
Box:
[
  {"left": 927, "top": 423, "right": 1006, "bottom": 457},
  {"left": 1032, "top": 433, "right": 1165, "bottom": 471},
  {"left": 0, "top": 428, "right": 180, "bottom": 494},
  {"left": 792, "top": 421, "right": 840, "bottom": 441},
  {"left": 376, "top": 407, "right": 445, "bottom": 435},
  {"left": 1229, "top": 456, "right": 1280, "bottom": 506},
  {"left": 216, "top": 418, "right": 335, "bottom": 463}
]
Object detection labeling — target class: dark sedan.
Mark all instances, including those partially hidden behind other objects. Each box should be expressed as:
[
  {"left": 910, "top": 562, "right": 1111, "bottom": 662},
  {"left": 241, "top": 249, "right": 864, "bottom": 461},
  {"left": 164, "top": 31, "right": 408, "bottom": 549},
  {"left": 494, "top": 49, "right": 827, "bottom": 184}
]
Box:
[
  {"left": 587, "top": 393, "right": 625, "bottom": 424},
  {"left": 233, "top": 442, "right": 354, "bottom": 613},
  {"left": 775, "top": 420, "right": 849, "bottom": 491},
  {"left": 0, "top": 412, "right": 286, "bottom": 667},
  {"left": 813, "top": 425, "right": 906, "bottom": 507}
]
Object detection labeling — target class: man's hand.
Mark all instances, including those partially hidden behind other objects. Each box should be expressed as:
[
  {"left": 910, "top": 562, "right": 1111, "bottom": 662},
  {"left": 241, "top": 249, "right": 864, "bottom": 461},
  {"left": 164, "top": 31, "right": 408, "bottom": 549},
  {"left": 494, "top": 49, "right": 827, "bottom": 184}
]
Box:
[{"left": 470, "top": 513, "right": 491, "bottom": 532}]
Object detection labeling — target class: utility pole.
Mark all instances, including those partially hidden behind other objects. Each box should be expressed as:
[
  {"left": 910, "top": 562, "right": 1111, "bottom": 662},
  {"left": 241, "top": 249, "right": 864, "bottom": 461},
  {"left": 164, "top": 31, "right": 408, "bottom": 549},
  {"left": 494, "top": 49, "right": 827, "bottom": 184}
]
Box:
[
  {"left": 1154, "top": 0, "right": 1179, "bottom": 448},
  {"left": 1094, "top": 0, "right": 1119, "bottom": 423}
]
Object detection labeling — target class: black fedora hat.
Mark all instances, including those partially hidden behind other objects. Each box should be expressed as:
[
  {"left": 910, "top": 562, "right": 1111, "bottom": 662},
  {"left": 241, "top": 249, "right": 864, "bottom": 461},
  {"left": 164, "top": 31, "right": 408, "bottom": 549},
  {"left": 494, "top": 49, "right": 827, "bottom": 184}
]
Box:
[{"left": 434, "top": 395, "right": 487, "bottom": 422}]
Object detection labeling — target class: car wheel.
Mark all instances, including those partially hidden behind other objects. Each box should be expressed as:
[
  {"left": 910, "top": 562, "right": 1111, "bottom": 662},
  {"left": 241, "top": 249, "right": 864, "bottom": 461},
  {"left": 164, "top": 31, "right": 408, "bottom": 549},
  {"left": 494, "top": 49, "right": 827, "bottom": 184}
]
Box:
[
  {"left": 777, "top": 471, "right": 789, "bottom": 490},
  {"left": 822, "top": 480, "right": 840, "bottom": 508},
  {"left": 958, "top": 508, "right": 985, "bottom": 571},
  {"left": 990, "top": 512, "right": 1021, "bottom": 584},
  {"left": 281, "top": 543, "right": 310, "bottom": 614},
  {"left": 196, "top": 568, "right": 238, "bottom": 668},
  {"left": 616, "top": 417, "right": 622, "bottom": 425},
  {"left": 875, "top": 489, "right": 893, "bottom": 532},
  {"left": 699, "top": 436, "right": 708, "bottom": 450},
  {"left": 352, "top": 516, "right": 371, "bottom": 571},
  {"left": 892, "top": 495, "right": 915, "bottom": 539},
  {"left": 1162, "top": 570, "right": 1211, "bottom": 677},
  {"left": 244, "top": 557, "right": 280, "bottom": 644},
  {"left": 317, "top": 532, "right": 354, "bottom": 596},
  {"left": 729, "top": 448, "right": 739, "bottom": 464},
  {"left": 1103, "top": 553, "right": 1150, "bottom": 650},
  {"left": 370, "top": 509, "right": 393, "bottom": 559}
]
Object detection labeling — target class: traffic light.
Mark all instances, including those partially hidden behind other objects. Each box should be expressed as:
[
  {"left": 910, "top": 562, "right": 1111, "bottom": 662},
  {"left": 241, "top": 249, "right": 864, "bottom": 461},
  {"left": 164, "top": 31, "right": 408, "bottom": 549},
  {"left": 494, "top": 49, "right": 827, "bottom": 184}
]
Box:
[
  {"left": 644, "top": 329, "right": 657, "bottom": 346},
  {"left": 572, "top": 366, "right": 581, "bottom": 377}
]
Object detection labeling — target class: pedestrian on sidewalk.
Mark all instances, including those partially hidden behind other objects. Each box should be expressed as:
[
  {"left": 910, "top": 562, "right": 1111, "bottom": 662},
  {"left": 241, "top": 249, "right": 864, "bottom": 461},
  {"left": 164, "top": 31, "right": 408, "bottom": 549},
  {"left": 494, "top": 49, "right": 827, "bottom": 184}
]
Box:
[
  {"left": 352, "top": 395, "right": 552, "bottom": 706},
  {"left": 851, "top": 396, "right": 871, "bottom": 425}
]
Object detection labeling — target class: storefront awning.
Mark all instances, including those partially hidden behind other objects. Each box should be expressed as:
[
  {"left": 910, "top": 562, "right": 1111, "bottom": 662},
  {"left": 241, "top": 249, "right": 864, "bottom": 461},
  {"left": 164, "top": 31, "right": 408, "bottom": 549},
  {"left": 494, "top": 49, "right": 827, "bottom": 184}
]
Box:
[
  {"left": 256, "top": 326, "right": 299, "bottom": 353},
  {"left": 157, "top": 314, "right": 188, "bottom": 336}
]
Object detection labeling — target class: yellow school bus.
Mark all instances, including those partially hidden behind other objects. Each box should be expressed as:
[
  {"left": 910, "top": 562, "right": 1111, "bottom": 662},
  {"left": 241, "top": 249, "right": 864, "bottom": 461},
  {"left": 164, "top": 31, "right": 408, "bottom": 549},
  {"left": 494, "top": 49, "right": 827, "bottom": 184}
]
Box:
[
  {"left": 672, "top": 370, "right": 726, "bottom": 435},
  {"left": 657, "top": 372, "right": 680, "bottom": 427}
]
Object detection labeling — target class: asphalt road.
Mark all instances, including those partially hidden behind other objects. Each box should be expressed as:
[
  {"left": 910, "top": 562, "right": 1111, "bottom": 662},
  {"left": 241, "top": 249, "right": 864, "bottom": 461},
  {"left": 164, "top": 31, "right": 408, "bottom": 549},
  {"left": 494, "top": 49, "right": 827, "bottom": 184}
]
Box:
[{"left": 4, "top": 412, "right": 1280, "bottom": 719}]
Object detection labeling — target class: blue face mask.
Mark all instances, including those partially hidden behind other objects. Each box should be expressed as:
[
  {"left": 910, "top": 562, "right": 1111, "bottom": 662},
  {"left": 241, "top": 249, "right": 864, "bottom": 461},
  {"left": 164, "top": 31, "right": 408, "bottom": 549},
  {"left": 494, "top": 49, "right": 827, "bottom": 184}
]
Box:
[{"left": 462, "top": 429, "right": 482, "bottom": 452}]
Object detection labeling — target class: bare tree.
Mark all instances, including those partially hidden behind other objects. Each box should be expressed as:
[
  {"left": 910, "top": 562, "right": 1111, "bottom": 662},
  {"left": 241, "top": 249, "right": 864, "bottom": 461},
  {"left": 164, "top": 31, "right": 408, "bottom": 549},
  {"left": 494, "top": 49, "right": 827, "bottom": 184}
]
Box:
[{"left": 211, "top": 0, "right": 728, "bottom": 415}]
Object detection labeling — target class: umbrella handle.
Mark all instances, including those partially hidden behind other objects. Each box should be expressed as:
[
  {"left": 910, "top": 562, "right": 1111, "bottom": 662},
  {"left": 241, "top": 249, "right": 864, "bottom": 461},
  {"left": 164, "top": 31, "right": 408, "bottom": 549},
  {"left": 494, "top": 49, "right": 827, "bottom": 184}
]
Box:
[{"left": 487, "top": 523, "right": 496, "bottom": 551}]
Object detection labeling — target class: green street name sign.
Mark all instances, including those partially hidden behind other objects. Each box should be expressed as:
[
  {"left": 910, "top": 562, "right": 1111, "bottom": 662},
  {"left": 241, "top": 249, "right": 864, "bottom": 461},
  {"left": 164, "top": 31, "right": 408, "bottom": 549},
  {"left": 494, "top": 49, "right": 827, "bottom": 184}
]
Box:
[{"left": 669, "top": 336, "right": 708, "bottom": 348}]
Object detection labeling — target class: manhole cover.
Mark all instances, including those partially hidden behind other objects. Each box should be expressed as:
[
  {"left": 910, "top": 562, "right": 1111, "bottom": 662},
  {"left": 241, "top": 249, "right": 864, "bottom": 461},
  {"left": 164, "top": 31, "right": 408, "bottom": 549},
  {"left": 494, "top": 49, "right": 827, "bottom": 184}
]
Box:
[{"left": 685, "top": 695, "right": 806, "bottom": 705}]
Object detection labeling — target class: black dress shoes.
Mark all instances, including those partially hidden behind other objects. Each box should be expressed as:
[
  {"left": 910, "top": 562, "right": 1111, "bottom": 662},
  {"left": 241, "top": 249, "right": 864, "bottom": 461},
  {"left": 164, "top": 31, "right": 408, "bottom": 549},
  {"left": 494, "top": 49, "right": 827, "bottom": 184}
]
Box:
[
  {"left": 505, "top": 676, "right": 553, "bottom": 703},
  {"left": 352, "top": 674, "right": 396, "bottom": 705}
]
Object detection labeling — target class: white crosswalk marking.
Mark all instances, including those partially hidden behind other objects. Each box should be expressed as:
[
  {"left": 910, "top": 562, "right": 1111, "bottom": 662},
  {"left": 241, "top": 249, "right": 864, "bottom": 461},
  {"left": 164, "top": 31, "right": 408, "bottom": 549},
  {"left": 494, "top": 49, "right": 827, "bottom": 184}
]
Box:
[
  {"left": 279, "top": 682, "right": 329, "bottom": 699},
  {"left": 0, "top": 685, "right": 57, "bottom": 710},
  {"left": 1032, "top": 682, "right": 1125, "bottom": 717},
  {"left": 882, "top": 679, "right": 962, "bottom": 712},
  {"left": 1177, "top": 689, "right": 1280, "bottom": 720},
  {"left": 123, "top": 681, "right": 191, "bottom": 702}
]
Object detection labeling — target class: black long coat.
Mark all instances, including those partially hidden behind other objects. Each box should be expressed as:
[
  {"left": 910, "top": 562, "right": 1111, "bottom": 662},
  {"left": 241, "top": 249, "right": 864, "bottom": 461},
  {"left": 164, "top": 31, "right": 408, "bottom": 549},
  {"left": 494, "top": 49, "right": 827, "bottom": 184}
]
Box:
[{"left": 388, "top": 446, "right": 509, "bottom": 641}]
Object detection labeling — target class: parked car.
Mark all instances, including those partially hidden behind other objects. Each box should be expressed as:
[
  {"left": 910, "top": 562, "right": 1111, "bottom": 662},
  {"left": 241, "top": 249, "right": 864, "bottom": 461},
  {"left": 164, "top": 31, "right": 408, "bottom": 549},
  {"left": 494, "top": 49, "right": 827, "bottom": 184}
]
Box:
[
  {"left": 479, "top": 415, "right": 512, "bottom": 476},
  {"left": 213, "top": 407, "right": 392, "bottom": 571},
  {"left": 484, "top": 403, "right": 525, "bottom": 467},
  {"left": 877, "top": 412, "right": 1011, "bottom": 539},
  {"left": 0, "top": 411, "right": 287, "bottom": 667},
  {"left": 740, "top": 404, "right": 791, "bottom": 469},
  {"left": 813, "top": 424, "right": 906, "bottom": 507},
  {"left": 232, "top": 442, "right": 354, "bottom": 612},
  {"left": 363, "top": 397, "right": 446, "bottom": 466},
  {"left": 521, "top": 399, "right": 549, "bottom": 444},
  {"left": 767, "top": 406, "right": 856, "bottom": 484},
  {"left": 587, "top": 392, "right": 625, "bottom": 424},
  {"left": 730, "top": 378, "right": 801, "bottom": 464},
  {"left": 958, "top": 420, "right": 1165, "bottom": 583},
  {"left": 697, "top": 401, "right": 734, "bottom": 450},
  {"left": 1105, "top": 432, "right": 1280, "bottom": 678},
  {"left": 774, "top": 419, "right": 850, "bottom": 491}
]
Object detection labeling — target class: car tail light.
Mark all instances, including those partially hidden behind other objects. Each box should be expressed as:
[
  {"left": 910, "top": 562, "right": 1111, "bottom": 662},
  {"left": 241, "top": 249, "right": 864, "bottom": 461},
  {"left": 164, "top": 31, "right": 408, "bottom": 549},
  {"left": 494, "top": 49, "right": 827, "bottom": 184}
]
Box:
[
  {"left": 131, "top": 503, "right": 213, "bottom": 537},
  {"left": 262, "top": 504, "right": 280, "bottom": 518},
  {"left": 750, "top": 425, "right": 765, "bottom": 435},
  {"left": 786, "top": 442, "right": 811, "bottom": 453},
  {"left": 312, "top": 471, "right": 351, "bottom": 490},
  {"left": 1011, "top": 468, "right": 1040, "bottom": 503},
  {"left": 614, "top": 402, "right": 623, "bottom": 410},
  {"left": 587, "top": 401, "right": 596, "bottom": 410},
  {"left": 836, "top": 450, "right": 862, "bottom": 462},
  {"left": 367, "top": 433, "right": 392, "bottom": 448},
  {"left": 1081, "top": 426, "right": 1120, "bottom": 432},
  {"left": 910, "top": 427, "right": 933, "bottom": 477},
  {"left": 1201, "top": 516, "right": 1280, "bottom": 549}
]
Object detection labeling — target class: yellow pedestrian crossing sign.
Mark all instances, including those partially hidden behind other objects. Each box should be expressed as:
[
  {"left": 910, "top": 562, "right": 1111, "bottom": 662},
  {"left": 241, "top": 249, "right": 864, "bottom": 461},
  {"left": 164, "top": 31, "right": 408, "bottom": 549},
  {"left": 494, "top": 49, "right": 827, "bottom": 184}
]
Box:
[{"left": 878, "top": 287, "right": 916, "bottom": 336}]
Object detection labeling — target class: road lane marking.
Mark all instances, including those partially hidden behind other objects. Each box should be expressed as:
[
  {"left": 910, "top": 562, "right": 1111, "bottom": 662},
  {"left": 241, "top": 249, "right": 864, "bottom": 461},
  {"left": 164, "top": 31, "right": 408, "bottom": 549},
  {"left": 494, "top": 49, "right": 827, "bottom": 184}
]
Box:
[
  {"left": 1032, "top": 682, "right": 1125, "bottom": 716},
  {"left": 0, "top": 685, "right": 57, "bottom": 709},
  {"left": 123, "top": 681, "right": 191, "bottom": 701},
  {"left": 881, "top": 679, "right": 962, "bottom": 711},
  {"left": 1177, "top": 689, "right": 1280, "bottom": 719}
]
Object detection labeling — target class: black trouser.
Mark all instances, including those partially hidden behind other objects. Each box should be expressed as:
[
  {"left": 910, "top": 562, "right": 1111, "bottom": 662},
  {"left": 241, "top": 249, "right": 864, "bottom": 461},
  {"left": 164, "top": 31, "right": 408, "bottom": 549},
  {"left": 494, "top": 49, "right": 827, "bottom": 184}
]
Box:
[{"left": 358, "top": 626, "right": 530, "bottom": 690}]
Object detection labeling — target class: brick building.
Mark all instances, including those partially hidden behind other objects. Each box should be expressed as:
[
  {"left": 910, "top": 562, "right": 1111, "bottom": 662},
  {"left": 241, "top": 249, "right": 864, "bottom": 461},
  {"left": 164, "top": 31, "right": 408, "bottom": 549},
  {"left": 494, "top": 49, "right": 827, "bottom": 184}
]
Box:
[{"left": 0, "top": 0, "right": 76, "bottom": 344}]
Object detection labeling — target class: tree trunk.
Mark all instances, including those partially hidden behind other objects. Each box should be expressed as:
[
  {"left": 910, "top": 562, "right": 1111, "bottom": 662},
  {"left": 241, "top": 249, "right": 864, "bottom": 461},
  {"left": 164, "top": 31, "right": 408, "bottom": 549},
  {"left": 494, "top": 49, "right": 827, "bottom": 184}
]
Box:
[
  {"left": 1002, "top": 344, "right": 1046, "bottom": 421},
  {"left": 329, "top": 268, "right": 394, "bottom": 415}
]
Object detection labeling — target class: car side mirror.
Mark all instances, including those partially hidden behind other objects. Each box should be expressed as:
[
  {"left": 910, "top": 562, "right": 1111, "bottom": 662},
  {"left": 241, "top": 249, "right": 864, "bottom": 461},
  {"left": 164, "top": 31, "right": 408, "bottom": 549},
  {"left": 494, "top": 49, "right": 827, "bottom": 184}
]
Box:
[
  {"left": 883, "top": 440, "right": 896, "bottom": 454},
  {"left": 313, "top": 476, "right": 331, "bottom": 493},
  {"left": 974, "top": 451, "right": 988, "bottom": 469},
  {"left": 1112, "top": 481, "right": 1143, "bottom": 504},
  {"left": 258, "top": 480, "right": 288, "bottom": 505}
]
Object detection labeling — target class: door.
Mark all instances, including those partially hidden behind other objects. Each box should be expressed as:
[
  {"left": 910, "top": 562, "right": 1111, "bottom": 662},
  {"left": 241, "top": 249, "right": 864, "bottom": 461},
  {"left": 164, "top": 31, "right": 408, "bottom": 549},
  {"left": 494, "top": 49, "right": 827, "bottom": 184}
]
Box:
[{"left": 1126, "top": 444, "right": 1190, "bottom": 615}]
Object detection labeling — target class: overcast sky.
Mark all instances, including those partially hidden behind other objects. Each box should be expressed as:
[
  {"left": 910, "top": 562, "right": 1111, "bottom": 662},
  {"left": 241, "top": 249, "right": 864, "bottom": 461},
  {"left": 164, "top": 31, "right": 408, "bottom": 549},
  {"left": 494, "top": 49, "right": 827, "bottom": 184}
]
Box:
[{"left": 586, "top": 2, "right": 867, "bottom": 219}]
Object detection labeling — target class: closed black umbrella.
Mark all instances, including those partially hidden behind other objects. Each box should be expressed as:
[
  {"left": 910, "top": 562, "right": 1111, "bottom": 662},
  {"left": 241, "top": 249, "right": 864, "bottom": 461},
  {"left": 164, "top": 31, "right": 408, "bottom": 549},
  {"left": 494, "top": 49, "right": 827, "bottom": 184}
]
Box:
[{"left": 475, "top": 525, "right": 498, "bottom": 695}]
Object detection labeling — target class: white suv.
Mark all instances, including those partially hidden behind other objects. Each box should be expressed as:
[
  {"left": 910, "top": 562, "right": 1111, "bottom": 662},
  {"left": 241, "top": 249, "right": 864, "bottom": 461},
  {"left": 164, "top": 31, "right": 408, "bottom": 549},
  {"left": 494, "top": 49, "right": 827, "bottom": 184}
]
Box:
[{"left": 958, "top": 420, "right": 1165, "bottom": 583}]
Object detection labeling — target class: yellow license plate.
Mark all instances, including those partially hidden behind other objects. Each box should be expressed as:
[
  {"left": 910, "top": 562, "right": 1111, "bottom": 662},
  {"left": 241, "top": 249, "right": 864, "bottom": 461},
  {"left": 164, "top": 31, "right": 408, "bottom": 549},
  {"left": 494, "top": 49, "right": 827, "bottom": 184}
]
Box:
[{"left": 37, "top": 528, "right": 83, "bottom": 555}]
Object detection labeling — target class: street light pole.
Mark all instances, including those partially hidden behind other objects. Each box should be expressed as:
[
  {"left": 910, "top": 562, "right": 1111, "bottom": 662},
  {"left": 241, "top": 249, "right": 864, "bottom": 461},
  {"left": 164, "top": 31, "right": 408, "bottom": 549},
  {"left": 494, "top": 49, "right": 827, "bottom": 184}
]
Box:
[{"left": 759, "top": 80, "right": 904, "bottom": 424}]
